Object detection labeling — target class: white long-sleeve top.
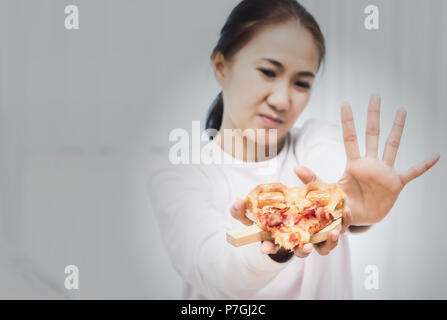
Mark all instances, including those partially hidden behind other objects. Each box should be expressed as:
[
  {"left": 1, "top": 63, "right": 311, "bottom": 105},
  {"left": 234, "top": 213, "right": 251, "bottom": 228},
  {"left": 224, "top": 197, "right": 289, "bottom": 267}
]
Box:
[{"left": 148, "top": 119, "right": 353, "bottom": 299}]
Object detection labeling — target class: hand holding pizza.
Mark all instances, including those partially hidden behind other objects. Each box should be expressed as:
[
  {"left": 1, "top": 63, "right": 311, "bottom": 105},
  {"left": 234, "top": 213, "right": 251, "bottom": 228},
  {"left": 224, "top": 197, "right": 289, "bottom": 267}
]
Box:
[
  {"left": 230, "top": 197, "right": 323, "bottom": 258},
  {"left": 231, "top": 185, "right": 351, "bottom": 258}
]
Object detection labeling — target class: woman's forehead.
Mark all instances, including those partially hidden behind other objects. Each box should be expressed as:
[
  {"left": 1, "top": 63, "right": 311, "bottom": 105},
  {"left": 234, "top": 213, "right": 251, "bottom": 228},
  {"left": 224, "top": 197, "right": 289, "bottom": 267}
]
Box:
[{"left": 236, "top": 21, "right": 320, "bottom": 73}]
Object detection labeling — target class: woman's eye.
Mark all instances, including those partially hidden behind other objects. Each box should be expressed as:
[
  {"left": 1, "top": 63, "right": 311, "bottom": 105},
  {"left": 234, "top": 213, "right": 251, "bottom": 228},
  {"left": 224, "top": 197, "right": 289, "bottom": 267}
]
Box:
[
  {"left": 259, "top": 68, "right": 311, "bottom": 89},
  {"left": 295, "top": 81, "right": 310, "bottom": 89},
  {"left": 259, "top": 69, "right": 276, "bottom": 78}
]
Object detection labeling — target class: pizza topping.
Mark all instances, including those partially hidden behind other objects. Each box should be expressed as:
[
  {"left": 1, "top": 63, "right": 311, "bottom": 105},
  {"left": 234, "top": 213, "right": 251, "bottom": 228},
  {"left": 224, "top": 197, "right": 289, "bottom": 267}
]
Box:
[
  {"left": 245, "top": 182, "right": 346, "bottom": 250},
  {"left": 283, "top": 211, "right": 297, "bottom": 226},
  {"left": 289, "top": 233, "right": 297, "bottom": 242},
  {"left": 265, "top": 211, "right": 283, "bottom": 227},
  {"left": 262, "top": 204, "right": 331, "bottom": 228},
  {"left": 301, "top": 208, "right": 316, "bottom": 219},
  {"left": 315, "top": 207, "right": 328, "bottom": 223},
  {"left": 293, "top": 215, "right": 303, "bottom": 225},
  {"left": 276, "top": 207, "right": 290, "bottom": 214},
  {"left": 258, "top": 215, "right": 268, "bottom": 231},
  {"left": 263, "top": 206, "right": 290, "bottom": 227}
]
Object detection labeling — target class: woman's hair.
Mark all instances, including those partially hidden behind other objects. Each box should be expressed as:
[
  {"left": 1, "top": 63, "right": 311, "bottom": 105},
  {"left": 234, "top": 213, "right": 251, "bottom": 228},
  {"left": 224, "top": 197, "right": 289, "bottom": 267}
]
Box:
[{"left": 205, "top": 0, "right": 326, "bottom": 133}]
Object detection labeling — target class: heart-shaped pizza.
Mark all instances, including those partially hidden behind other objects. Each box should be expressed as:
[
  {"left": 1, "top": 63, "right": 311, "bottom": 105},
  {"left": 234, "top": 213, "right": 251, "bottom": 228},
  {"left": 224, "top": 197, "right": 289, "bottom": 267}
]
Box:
[{"left": 245, "top": 182, "right": 347, "bottom": 250}]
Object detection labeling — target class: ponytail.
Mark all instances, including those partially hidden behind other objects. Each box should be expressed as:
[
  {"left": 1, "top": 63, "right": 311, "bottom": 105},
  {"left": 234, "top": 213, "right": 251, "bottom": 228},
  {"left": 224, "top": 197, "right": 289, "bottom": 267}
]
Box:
[{"left": 205, "top": 92, "right": 223, "bottom": 135}]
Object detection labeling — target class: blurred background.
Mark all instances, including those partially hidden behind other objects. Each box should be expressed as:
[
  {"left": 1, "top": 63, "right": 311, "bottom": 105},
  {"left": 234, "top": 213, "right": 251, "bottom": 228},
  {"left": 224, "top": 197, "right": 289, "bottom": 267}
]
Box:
[{"left": 0, "top": 0, "right": 445, "bottom": 299}]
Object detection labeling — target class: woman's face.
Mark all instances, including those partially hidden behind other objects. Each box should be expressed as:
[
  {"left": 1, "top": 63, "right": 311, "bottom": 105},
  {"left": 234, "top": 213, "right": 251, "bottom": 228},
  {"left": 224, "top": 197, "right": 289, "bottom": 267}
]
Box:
[{"left": 213, "top": 20, "right": 320, "bottom": 146}]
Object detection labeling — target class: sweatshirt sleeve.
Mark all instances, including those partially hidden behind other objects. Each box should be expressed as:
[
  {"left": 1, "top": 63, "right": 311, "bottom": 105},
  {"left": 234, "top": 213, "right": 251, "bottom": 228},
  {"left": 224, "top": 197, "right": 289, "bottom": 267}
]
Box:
[{"left": 147, "top": 163, "right": 292, "bottom": 299}]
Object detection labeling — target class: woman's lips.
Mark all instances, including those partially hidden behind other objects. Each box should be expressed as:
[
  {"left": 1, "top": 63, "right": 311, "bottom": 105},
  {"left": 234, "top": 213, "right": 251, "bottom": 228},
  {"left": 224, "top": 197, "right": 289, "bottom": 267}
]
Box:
[{"left": 259, "top": 114, "right": 283, "bottom": 127}]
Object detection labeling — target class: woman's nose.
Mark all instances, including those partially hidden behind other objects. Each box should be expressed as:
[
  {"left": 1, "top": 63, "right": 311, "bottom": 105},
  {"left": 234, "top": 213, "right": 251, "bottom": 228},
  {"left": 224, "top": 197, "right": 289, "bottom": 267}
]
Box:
[{"left": 267, "top": 82, "right": 291, "bottom": 112}]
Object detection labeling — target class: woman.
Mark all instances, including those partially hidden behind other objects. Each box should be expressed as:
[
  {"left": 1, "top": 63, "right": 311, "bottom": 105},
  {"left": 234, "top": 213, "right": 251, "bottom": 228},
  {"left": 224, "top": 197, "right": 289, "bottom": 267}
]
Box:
[{"left": 149, "top": 0, "right": 439, "bottom": 299}]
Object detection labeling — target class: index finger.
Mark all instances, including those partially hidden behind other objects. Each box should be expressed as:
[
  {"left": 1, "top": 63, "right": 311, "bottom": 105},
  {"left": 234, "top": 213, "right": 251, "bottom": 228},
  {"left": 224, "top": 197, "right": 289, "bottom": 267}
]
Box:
[
  {"left": 294, "top": 243, "right": 313, "bottom": 258},
  {"left": 341, "top": 103, "right": 361, "bottom": 161},
  {"left": 294, "top": 165, "right": 323, "bottom": 184},
  {"left": 313, "top": 230, "right": 339, "bottom": 255}
]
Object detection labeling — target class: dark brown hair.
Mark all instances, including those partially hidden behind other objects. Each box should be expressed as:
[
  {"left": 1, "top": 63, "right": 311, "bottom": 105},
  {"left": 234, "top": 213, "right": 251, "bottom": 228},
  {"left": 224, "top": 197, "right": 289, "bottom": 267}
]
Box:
[{"left": 205, "top": 0, "right": 326, "bottom": 133}]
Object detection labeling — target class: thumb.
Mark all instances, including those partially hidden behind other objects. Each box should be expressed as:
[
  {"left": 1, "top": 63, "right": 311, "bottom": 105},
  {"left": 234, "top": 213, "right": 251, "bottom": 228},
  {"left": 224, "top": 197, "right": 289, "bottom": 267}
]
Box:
[
  {"left": 294, "top": 165, "right": 322, "bottom": 184},
  {"left": 230, "top": 197, "right": 252, "bottom": 226}
]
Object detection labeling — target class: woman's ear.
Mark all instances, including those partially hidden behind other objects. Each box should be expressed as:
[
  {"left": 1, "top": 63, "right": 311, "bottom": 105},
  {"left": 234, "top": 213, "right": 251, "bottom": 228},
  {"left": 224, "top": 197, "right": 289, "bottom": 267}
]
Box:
[{"left": 211, "top": 51, "right": 228, "bottom": 86}]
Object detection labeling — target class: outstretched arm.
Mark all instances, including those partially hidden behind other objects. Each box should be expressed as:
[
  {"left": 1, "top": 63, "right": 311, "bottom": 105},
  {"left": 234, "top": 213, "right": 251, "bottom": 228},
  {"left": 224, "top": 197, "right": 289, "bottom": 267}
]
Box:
[{"left": 149, "top": 165, "right": 293, "bottom": 299}]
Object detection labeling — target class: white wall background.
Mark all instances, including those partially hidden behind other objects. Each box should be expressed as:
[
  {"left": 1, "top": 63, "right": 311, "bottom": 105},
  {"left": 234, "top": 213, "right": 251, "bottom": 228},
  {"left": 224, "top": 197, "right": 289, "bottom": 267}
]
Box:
[{"left": 0, "top": 0, "right": 445, "bottom": 299}]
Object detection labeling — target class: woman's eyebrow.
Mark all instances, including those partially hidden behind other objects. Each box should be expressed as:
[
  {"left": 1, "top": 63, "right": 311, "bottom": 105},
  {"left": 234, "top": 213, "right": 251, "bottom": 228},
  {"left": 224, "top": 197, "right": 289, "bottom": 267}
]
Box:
[{"left": 260, "top": 58, "right": 315, "bottom": 78}]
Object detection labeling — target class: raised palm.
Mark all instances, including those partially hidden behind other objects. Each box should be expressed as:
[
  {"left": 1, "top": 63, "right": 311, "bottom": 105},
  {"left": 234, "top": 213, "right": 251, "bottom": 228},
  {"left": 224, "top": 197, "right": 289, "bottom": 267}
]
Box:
[{"left": 336, "top": 94, "right": 439, "bottom": 226}]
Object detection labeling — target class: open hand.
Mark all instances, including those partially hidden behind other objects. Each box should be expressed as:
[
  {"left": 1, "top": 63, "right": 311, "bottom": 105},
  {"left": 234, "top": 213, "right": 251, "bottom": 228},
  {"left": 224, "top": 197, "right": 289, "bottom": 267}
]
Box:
[{"left": 337, "top": 94, "right": 440, "bottom": 226}]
